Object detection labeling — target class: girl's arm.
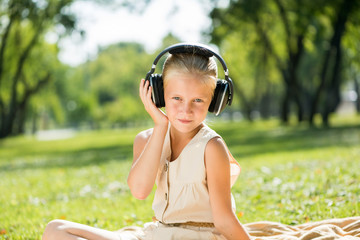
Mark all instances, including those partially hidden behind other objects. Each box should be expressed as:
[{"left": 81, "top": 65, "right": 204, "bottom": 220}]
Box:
[
  {"left": 205, "top": 137, "right": 251, "bottom": 240},
  {"left": 127, "top": 79, "right": 168, "bottom": 200}
]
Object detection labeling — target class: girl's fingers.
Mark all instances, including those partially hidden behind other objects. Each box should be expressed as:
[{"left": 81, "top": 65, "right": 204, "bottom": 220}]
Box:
[
  {"left": 139, "top": 79, "right": 168, "bottom": 125},
  {"left": 139, "top": 79, "right": 146, "bottom": 95},
  {"left": 139, "top": 79, "right": 149, "bottom": 102},
  {"left": 146, "top": 86, "right": 153, "bottom": 101},
  {"left": 139, "top": 79, "right": 155, "bottom": 108},
  {"left": 139, "top": 79, "right": 144, "bottom": 99}
]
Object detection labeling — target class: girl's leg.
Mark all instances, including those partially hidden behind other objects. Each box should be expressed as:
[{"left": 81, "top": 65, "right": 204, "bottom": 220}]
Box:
[{"left": 42, "top": 219, "right": 120, "bottom": 240}]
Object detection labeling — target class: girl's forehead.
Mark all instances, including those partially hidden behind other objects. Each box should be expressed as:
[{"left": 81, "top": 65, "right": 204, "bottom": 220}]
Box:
[
  {"left": 165, "top": 70, "right": 211, "bottom": 85},
  {"left": 164, "top": 72, "right": 213, "bottom": 97},
  {"left": 166, "top": 72, "right": 205, "bottom": 87},
  {"left": 165, "top": 69, "right": 194, "bottom": 78}
]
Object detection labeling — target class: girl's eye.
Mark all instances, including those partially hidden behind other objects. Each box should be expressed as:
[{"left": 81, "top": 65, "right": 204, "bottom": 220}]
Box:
[
  {"left": 194, "top": 99, "right": 203, "bottom": 103},
  {"left": 173, "top": 97, "right": 181, "bottom": 100}
]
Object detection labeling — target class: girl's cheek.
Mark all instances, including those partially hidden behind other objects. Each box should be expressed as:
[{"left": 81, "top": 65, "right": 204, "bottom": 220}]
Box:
[
  {"left": 194, "top": 104, "right": 206, "bottom": 112},
  {"left": 166, "top": 103, "right": 177, "bottom": 116},
  {"left": 170, "top": 102, "right": 180, "bottom": 111}
]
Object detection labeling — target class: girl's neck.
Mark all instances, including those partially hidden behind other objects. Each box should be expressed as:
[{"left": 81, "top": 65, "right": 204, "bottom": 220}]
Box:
[{"left": 169, "top": 123, "right": 204, "bottom": 161}]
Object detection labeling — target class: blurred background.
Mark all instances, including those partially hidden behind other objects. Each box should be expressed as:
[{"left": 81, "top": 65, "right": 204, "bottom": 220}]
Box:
[{"left": 1, "top": 0, "right": 359, "bottom": 140}]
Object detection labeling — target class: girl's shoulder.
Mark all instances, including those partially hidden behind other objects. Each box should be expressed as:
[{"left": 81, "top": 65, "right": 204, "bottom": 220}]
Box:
[
  {"left": 134, "top": 128, "right": 153, "bottom": 143},
  {"left": 205, "top": 136, "right": 228, "bottom": 160},
  {"left": 133, "top": 128, "right": 154, "bottom": 158},
  {"left": 204, "top": 130, "right": 241, "bottom": 186}
]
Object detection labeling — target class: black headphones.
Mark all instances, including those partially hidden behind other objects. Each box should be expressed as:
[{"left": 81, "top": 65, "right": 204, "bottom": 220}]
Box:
[{"left": 145, "top": 43, "right": 233, "bottom": 116}]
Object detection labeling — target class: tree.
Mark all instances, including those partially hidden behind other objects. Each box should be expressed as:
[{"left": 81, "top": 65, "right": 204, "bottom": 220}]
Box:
[
  {"left": 0, "top": 0, "right": 154, "bottom": 138},
  {"left": 209, "top": 0, "right": 360, "bottom": 126},
  {"left": 0, "top": 0, "right": 76, "bottom": 138},
  {"left": 309, "top": 0, "right": 360, "bottom": 126},
  {"left": 210, "top": 0, "right": 311, "bottom": 122},
  {"left": 343, "top": 21, "right": 360, "bottom": 113},
  {"left": 214, "top": 27, "right": 282, "bottom": 121},
  {"left": 64, "top": 42, "right": 155, "bottom": 128}
]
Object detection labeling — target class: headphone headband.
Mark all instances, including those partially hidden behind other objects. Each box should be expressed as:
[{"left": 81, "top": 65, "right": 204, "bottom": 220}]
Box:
[
  {"left": 152, "top": 43, "right": 229, "bottom": 73},
  {"left": 146, "top": 43, "right": 233, "bottom": 106}
]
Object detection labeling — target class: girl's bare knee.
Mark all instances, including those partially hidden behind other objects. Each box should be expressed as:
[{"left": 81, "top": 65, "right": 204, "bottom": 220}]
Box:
[{"left": 42, "top": 219, "right": 67, "bottom": 240}]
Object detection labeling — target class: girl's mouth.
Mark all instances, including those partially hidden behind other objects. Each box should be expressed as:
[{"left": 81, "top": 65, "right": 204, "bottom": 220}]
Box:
[{"left": 178, "top": 119, "right": 192, "bottom": 124}]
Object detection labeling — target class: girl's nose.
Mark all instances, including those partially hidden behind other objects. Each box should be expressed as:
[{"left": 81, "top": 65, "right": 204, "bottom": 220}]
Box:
[{"left": 182, "top": 101, "right": 193, "bottom": 114}]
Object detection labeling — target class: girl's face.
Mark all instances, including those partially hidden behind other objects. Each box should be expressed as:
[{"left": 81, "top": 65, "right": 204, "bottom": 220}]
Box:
[{"left": 164, "top": 70, "right": 213, "bottom": 134}]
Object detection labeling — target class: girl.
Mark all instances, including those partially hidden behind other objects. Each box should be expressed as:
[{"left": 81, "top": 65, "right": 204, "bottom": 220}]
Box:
[{"left": 42, "top": 43, "right": 250, "bottom": 240}]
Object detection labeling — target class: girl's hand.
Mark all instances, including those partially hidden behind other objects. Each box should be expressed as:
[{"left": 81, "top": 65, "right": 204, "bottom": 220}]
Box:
[{"left": 139, "top": 79, "right": 168, "bottom": 127}]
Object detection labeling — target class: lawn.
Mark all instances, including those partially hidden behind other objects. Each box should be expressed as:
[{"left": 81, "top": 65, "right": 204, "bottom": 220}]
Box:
[{"left": 0, "top": 115, "right": 359, "bottom": 239}]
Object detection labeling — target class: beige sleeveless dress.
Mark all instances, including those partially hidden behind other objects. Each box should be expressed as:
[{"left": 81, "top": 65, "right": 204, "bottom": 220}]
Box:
[{"left": 116, "top": 124, "right": 240, "bottom": 240}]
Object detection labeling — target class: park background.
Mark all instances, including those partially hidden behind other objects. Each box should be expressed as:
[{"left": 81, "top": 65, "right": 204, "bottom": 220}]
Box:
[{"left": 0, "top": 0, "right": 359, "bottom": 239}]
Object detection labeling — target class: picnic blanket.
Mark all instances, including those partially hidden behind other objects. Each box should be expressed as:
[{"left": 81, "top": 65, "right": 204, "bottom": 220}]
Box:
[{"left": 245, "top": 217, "right": 360, "bottom": 239}]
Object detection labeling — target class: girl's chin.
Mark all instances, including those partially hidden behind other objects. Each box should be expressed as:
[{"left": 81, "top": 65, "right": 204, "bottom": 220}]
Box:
[{"left": 171, "top": 120, "right": 203, "bottom": 133}]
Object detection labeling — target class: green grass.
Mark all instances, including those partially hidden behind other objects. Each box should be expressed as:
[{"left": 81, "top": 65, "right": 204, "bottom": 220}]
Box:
[{"left": 1, "top": 115, "right": 360, "bottom": 239}]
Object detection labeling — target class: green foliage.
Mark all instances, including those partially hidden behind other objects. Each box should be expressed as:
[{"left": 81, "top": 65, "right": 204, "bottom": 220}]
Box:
[
  {"left": 0, "top": 0, "right": 156, "bottom": 138},
  {"left": 52, "top": 34, "right": 183, "bottom": 129},
  {"left": 0, "top": 115, "right": 359, "bottom": 238},
  {"left": 0, "top": 0, "right": 77, "bottom": 138},
  {"left": 208, "top": 0, "right": 360, "bottom": 124},
  {"left": 221, "top": 30, "right": 282, "bottom": 118},
  {"left": 2, "top": 31, "right": 182, "bottom": 132},
  {"left": 63, "top": 42, "right": 154, "bottom": 127}
]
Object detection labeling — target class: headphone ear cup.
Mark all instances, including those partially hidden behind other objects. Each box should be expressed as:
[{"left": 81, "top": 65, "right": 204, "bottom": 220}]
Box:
[
  {"left": 208, "top": 80, "right": 229, "bottom": 115},
  {"left": 149, "top": 74, "right": 165, "bottom": 108}
]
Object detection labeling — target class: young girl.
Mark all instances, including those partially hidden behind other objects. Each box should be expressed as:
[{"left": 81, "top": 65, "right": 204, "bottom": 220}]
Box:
[{"left": 42, "top": 44, "right": 250, "bottom": 240}]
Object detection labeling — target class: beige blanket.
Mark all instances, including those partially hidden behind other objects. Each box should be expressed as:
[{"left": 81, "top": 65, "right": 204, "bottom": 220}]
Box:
[{"left": 245, "top": 217, "right": 360, "bottom": 239}]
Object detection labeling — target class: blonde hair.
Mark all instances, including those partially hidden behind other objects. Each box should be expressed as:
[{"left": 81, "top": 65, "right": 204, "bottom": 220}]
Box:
[{"left": 162, "top": 53, "right": 218, "bottom": 96}]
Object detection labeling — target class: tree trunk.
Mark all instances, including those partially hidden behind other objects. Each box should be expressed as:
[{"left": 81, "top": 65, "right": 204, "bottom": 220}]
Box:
[
  {"left": 15, "top": 103, "right": 27, "bottom": 135},
  {"left": 309, "top": 0, "right": 355, "bottom": 126},
  {"left": 0, "top": 13, "right": 16, "bottom": 138},
  {"left": 274, "top": 0, "right": 306, "bottom": 124},
  {"left": 322, "top": 41, "right": 342, "bottom": 127},
  {"left": 0, "top": 24, "right": 42, "bottom": 139},
  {"left": 259, "top": 83, "right": 273, "bottom": 119},
  {"left": 355, "top": 77, "right": 360, "bottom": 113},
  {"left": 281, "top": 86, "right": 291, "bottom": 123}
]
